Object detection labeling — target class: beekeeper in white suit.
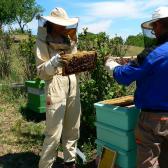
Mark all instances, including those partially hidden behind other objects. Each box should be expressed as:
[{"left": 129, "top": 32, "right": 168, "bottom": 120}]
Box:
[{"left": 36, "top": 7, "right": 81, "bottom": 168}]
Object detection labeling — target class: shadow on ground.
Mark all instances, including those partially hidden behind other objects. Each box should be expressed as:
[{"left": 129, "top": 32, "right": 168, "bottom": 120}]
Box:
[
  {"left": 0, "top": 152, "right": 40, "bottom": 168},
  {"left": 20, "top": 106, "right": 46, "bottom": 123},
  {"left": 0, "top": 152, "right": 97, "bottom": 168}
]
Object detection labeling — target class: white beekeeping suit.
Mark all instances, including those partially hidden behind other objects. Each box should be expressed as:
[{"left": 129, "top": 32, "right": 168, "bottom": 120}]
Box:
[{"left": 36, "top": 7, "right": 81, "bottom": 168}]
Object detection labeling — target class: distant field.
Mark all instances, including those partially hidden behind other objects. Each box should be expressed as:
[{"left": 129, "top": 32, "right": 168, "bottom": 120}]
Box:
[
  {"left": 11, "top": 34, "right": 29, "bottom": 42},
  {"left": 125, "top": 45, "right": 144, "bottom": 56}
]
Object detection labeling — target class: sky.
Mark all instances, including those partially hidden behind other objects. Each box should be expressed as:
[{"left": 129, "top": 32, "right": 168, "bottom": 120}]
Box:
[{"left": 14, "top": 0, "right": 168, "bottom": 39}]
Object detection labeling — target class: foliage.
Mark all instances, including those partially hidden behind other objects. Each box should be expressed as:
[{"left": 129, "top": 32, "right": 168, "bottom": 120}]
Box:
[
  {"left": 78, "top": 29, "right": 130, "bottom": 144},
  {"left": 143, "top": 36, "right": 157, "bottom": 48},
  {"left": 0, "top": 0, "right": 17, "bottom": 28},
  {"left": 125, "top": 33, "right": 144, "bottom": 47},
  {"left": 12, "top": 119, "right": 44, "bottom": 139},
  {"left": 78, "top": 30, "right": 127, "bottom": 57},
  {"left": 0, "top": 30, "right": 13, "bottom": 78},
  {"left": 18, "top": 31, "right": 37, "bottom": 80},
  {"left": 80, "top": 140, "right": 95, "bottom": 162},
  {"left": 0, "top": 82, "right": 25, "bottom": 102},
  {"left": 10, "top": 28, "right": 32, "bottom": 35},
  {"left": 15, "top": 0, "right": 43, "bottom": 33}
]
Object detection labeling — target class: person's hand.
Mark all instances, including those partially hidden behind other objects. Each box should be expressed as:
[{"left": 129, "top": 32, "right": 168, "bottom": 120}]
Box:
[
  {"left": 60, "top": 54, "right": 69, "bottom": 66},
  {"left": 50, "top": 53, "right": 63, "bottom": 67},
  {"left": 105, "top": 57, "right": 120, "bottom": 70},
  {"left": 104, "top": 57, "right": 120, "bottom": 77},
  {"left": 104, "top": 55, "right": 111, "bottom": 64}
]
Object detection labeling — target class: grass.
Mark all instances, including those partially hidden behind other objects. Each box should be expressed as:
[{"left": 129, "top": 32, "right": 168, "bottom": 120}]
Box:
[
  {"left": 10, "top": 44, "right": 25, "bottom": 82},
  {"left": 0, "top": 86, "right": 97, "bottom": 168},
  {"left": 0, "top": 87, "right": 44, "bottom": 167},
  {"left": 0, "top": 43, "right": 25, "bottom": 84},
  {"left": 11, "top": 34, "right": 29, "bottom": 42},
  {"left": 125, "top": 45, "right": 144, "bottom": 56}
]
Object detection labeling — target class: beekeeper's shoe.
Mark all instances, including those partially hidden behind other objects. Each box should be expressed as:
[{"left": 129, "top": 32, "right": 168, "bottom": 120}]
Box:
[{"left": 64, "top": 161, "right": 76, "bottom": 168}]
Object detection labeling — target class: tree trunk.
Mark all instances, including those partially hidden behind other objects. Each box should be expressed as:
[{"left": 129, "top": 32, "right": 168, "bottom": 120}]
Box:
[
  {"left": 21, "top": 26, "right": 24, "bottom": 33},
  {"left": 0, "top": 22, "right": 2, "bottom": 31}
]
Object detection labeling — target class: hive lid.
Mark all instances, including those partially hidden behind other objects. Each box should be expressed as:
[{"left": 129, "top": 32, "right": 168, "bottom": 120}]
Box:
[{"left": 99, "top": 96, "right": 134, "bottom": 107}]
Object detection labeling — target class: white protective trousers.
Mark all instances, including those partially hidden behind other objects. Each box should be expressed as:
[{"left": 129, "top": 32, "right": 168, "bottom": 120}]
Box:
[{"left": 38, "top": 74, "right": 81, "bottom": 168}]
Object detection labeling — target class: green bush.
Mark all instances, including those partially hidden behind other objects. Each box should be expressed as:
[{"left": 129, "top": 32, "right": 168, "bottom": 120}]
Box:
[
  {"left": 0, "top": 30, "right": 13, "bottom": 78},
  {"left": 78, "top": 30, "right": 131, "bottom": 144},
  {"left": 18, "top": 31, "right": 37, "bottom": 80}
]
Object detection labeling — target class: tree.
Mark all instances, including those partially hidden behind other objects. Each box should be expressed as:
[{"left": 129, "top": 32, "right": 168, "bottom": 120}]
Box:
[
  {"left": 0, "top": 31, "right": 13, "bottom": 78},
  {"left": 125, "top": 33, "right": 144, "bottom": 47},
  {"left": 113, "top": 35, "right": 124, "bottom": 45},
  {"left": 18, "top": 31, "right": 37, "bottom": 80},
  {"left": 16, "top": 0, "right": 43, "bottom": 33},
  {"left": 0, "top": 0, "right": 17, "bottom": 29}
]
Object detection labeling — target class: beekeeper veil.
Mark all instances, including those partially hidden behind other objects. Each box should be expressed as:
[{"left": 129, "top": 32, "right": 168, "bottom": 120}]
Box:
[
  {"left": 141, "top": 6, "right": 168, "bottom": 48},
  {"left": 37, "top": 7, "right": 79, "bottom": 50}
]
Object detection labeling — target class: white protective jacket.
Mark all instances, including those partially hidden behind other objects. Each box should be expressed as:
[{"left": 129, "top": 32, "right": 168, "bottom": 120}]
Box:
[{"left": 36, "top": 27, "right": 81, "bottom": 168}]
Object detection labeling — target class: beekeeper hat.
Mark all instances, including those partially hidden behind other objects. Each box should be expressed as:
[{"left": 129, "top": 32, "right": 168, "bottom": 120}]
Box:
[
  {"left": 142, "top": 6, "right": 168, "bottom": 29},
  {"left": 41, "top": 7, "right": 79, "bottom": 27}
]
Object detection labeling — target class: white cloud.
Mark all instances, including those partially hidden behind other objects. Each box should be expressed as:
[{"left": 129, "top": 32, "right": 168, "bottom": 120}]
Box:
[
  {"left": 77, "top": 0, "right": 144, "bottom": 19},
  {"left": 79, "top": 19, "right": 112, "bottom": 34},
  {"left": 85, "top": 1, "right": 139, "bottom": 19},
  {"left": 75, "top": 0, "right": 168, "bottom": 36},
  {"left": 75, "top": 0, "right": 145, "bottom": 35},
  {"left": 143, "top": 0, "right": 168, "bottom": 9}
]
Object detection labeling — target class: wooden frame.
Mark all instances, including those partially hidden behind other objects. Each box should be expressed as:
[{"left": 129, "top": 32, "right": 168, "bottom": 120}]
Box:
[
  {"left": 61, "top": 51, "right": 97, "bottom": 75},
  {"left": 98, "top": 146, "right": 117, "bottom": 168}
]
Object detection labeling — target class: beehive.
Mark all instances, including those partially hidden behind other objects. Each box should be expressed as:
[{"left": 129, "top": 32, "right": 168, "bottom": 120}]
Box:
[
  {"left": 95, "top": 122, "right": 136, "bottom": 151},
  {"left": 94, "top": 96, "right": 140, "bottom": 131},
  {"left": 25, "top": 80, "right": 46, "bottom": 113},
  {"left": 95, "top": 96, "right": 140, "bottom": 168},
  {"left": 96, "top": 139, "right": 136, "bottom": 168}
]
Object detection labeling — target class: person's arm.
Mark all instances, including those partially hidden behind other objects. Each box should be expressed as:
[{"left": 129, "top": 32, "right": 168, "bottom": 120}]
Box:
[
  {"left": 113, "top": 57, "right": 152, "bottom": 86},
  {"left": 105, "top": 55, "right": 152, "bottom": 86},
  {"left": 36, "top": 27, "right": 62, "bottom": 80}
]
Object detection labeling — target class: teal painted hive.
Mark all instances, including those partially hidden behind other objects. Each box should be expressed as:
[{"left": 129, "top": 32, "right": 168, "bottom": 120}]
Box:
[
  {"left": 95, "top": 96, "right": 140, "bottom": 167},
  {"left": 96, "top": 139, "right": 136, "bottom": 168},
  {"left": 25, "top": 80, "right": 46, "bottom": 113},
  {"left": 95, "top": 122, "right": 136, "bottom": 151},
  {"left": 94, "top": 96, "right": 140, "bottom": 131}
]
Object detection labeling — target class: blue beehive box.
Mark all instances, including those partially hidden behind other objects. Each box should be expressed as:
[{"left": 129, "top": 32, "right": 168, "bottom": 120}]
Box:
[
  {"left": 95, "top": 122, "right": 136, "bottom": 151},
  {"left": 96, "top": 139, "right": 136, "bottom": 168},
  {"left": 94, "top": 96, "right": 140, "bottom": 131}
]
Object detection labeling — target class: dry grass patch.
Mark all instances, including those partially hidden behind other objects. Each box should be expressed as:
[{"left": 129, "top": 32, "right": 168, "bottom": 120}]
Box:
[{"left": 0, "top": 91, "right": 45, "bottom": 167}]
